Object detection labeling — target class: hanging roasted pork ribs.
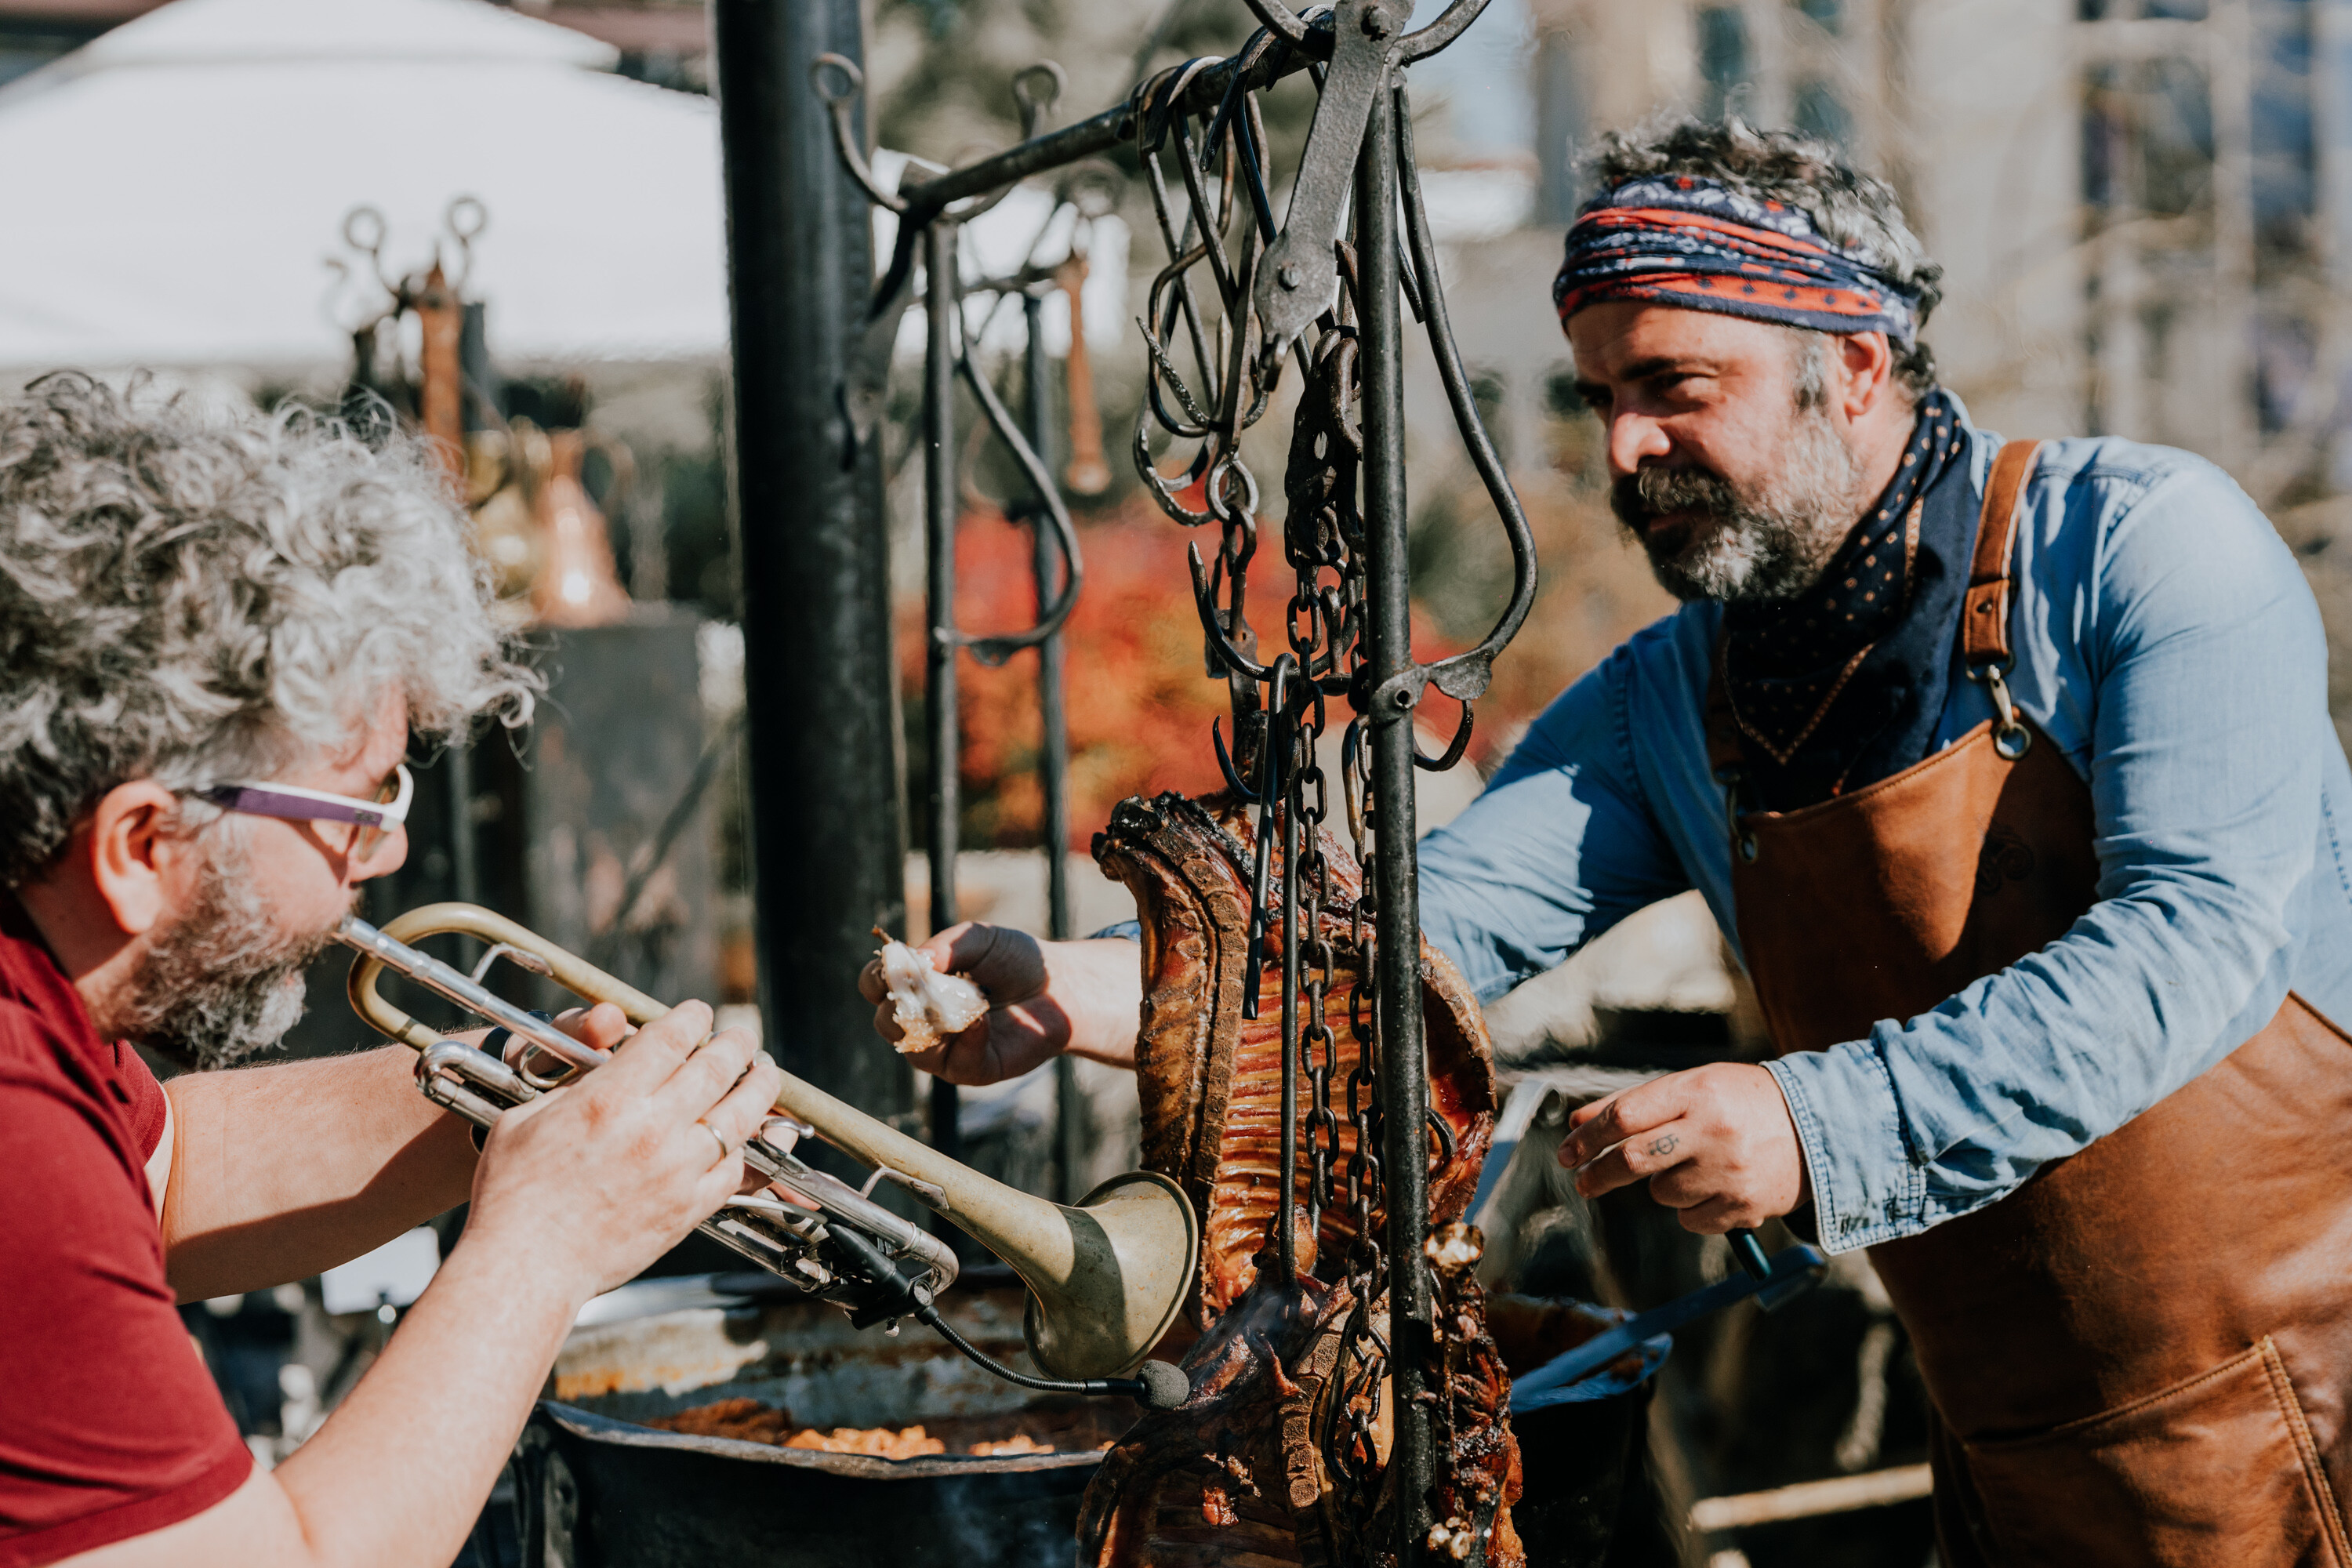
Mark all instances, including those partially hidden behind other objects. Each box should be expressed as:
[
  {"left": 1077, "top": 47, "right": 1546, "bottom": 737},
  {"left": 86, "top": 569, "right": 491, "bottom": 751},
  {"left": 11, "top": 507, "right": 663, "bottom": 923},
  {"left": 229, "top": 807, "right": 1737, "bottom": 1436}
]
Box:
[
  {"left": 1081, "top": 790, "right": 1520, "bottom": 1566},
  {"left": 1092, "top": 789, "right": 1498, "bottom": 1325}
]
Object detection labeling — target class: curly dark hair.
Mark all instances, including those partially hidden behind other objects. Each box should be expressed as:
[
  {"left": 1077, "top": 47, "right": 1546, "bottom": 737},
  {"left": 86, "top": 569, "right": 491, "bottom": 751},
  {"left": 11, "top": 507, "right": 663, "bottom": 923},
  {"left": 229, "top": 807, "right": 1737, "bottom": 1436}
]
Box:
[{"left": 1586, "top": 120, "right": 1944, "bottom": 397}]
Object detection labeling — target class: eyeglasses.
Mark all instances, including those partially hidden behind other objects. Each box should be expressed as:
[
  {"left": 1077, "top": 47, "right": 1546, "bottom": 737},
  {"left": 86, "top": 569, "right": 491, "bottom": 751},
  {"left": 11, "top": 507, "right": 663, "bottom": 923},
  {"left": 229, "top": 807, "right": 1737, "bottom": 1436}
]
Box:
[{"left": 198, "top": 763, "right": 413, "bottom": 864}]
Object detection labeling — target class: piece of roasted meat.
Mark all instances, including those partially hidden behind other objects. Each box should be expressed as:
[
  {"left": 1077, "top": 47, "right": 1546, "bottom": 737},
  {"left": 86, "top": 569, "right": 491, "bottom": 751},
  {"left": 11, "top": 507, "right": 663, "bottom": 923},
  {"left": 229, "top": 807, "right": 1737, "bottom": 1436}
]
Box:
[
  {"left": 1079, "top": 1253, "right": 1356, "bottom": 1566},
  {"left": 1081, "top": 792, "right": 1521, "bottom": 1566},
  {"left": 1093, "top": 791, "right": 1498, "bottom": 1325}
]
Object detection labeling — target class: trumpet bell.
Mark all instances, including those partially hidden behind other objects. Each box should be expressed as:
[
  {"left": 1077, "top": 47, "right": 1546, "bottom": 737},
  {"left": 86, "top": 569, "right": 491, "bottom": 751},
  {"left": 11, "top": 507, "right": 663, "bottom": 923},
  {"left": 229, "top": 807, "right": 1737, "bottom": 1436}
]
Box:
[
  {"left": 767, "top": 1071, "right": 1200, "bottom": 1382},
  {"left": 1023, "top": 1172, "right": 1197, "bottom": 1382}
]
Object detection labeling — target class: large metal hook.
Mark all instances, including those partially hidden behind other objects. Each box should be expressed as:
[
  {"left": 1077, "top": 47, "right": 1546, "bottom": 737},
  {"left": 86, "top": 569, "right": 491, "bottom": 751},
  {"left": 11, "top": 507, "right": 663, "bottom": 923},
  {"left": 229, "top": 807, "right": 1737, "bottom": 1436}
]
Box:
[
  {"left": 1391, "top": 81, "right": 1535, "bottom": 707},
  {"left": 1187, "top": 539, "right": 1271, "bottom": 681},
  {"left": 949, "top": 334, "right": 1086, "bottom": 666}
]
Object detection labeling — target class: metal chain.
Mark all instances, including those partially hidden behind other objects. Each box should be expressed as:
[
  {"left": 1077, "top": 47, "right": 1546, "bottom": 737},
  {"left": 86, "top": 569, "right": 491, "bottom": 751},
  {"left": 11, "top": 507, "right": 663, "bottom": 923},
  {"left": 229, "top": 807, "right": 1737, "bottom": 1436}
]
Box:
[{"left": 1118, "top": 42, "right": 1529, "bottom": 1548}]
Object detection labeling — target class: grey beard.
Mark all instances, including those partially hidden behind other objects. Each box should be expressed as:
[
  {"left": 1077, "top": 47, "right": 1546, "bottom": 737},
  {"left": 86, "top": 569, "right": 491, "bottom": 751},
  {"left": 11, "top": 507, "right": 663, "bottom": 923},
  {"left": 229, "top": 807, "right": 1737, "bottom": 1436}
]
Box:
[
  {"left": 119, "top": 832, "right": 331, "bottom": 1071},
  {"left": 1611, "top": 404, "right": 1865, "bottom": 604}
]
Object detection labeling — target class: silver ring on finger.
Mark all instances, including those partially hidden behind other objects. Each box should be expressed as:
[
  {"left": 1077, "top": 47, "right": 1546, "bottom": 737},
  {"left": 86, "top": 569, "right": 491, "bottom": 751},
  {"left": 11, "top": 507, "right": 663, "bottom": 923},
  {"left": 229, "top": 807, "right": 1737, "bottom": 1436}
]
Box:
[{"left": 698, "top": 1119, "right": 732, "bottom": 1167}]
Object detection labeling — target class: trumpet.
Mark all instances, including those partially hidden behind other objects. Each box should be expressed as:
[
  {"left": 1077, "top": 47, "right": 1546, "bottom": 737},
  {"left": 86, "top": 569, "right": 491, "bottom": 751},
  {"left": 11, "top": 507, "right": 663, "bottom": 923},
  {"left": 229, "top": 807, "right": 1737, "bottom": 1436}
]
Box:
[{"left": 336, "top": 903, "right": 1196, "bottom": 1409}]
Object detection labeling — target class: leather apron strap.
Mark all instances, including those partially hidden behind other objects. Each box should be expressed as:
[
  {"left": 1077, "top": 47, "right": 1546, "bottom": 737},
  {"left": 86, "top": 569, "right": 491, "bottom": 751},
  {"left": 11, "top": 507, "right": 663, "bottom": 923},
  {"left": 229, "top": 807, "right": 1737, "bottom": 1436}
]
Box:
[{"left": 1961, "top": 439, "right": 2044, "bottom": 761}]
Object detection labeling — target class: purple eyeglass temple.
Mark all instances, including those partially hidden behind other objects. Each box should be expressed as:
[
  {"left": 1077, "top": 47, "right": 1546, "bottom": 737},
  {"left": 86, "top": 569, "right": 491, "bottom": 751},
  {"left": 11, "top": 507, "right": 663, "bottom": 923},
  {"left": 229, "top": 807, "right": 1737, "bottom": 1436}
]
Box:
[{"left": 200, "top": 784, "right": 394, "bottom": 828}]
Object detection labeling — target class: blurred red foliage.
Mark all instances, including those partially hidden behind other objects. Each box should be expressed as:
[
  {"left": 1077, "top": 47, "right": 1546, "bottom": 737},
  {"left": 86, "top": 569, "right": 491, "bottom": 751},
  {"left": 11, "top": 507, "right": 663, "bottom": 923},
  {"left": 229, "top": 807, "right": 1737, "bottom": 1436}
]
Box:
[
  {"left": 909, "top": 502, "right": 1497, "bottom": 851},
  {"left": 902, "top": 467, "right": 1675, "bottom": 854}
]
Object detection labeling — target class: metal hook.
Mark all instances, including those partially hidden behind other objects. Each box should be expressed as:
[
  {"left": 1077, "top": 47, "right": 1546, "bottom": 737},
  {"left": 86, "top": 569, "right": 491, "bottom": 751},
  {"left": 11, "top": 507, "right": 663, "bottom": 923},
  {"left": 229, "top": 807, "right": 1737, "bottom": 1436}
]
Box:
[
  {"left": 1188, "top": 541, "right": 1272, "bottom": 681},
  {"left": 1011, "top": 61, "right": 1065, "bottom": 140},
  {"left": 1399, "top": 0, "right": 1494, "bottom": 63},
  {"left": 341, "top": 205, "right": 397, "bottom": 298},
  {"left": 1213, "top": 717, "right": 1261, "bottom": 803},
  {"left": 1388, "top": 80, "right": 1534, "bottom": 707},
  {"left": 443, "top": 194, "right": 486, "bottom": 293},
  {"left": 947, "top": 342, "right": 1085, "bottom": 666},
  {"left": 811, "top": 53, "right": 909, "bottom": 214},
  {"left": 1411, "top": 699, "right": 1475, "bottom": 772}
]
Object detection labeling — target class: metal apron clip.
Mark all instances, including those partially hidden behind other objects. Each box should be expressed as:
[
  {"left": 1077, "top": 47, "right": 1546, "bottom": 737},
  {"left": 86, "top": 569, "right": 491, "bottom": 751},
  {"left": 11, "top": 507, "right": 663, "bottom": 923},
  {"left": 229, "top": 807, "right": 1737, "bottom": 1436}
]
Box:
[{"left": 1967, "top": 658, "right": 2032, "bottom": 760}]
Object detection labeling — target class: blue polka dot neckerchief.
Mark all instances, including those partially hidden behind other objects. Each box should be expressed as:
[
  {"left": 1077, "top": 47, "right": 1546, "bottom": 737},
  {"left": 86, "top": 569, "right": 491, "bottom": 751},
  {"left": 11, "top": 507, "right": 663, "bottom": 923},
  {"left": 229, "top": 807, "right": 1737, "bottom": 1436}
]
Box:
[{"left": 1722, "top": 387, "right": 1969, "bottom": 805}]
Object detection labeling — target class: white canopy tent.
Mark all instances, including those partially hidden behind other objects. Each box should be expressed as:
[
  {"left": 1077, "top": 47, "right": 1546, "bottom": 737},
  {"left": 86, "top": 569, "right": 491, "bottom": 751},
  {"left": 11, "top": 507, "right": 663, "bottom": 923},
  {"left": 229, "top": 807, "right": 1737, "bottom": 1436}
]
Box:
[{"left": 0, "top": 0, "right": 1126, "bottom": 378}]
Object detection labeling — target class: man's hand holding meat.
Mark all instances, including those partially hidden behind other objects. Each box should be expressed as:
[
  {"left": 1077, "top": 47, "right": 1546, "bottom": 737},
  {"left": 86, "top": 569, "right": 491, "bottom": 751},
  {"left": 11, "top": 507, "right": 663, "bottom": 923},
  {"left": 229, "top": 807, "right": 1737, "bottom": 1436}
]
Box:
[
  {"left": 879, "top": 122, "right": 2352, "bottom": 1558},
  {"left": 0, "top": 376, "right": 780, "bottom": 1568},
  {"left": 855, "top": 921, "right": 1141, "bottom": 1086}
]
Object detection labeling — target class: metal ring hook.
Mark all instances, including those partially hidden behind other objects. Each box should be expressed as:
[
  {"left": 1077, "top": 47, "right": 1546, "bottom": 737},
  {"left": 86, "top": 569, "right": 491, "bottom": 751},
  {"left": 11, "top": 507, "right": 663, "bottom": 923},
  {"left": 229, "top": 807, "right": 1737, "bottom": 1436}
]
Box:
[
  {"left": 445, "top": 194, "right": 487, "bottom": 245},
  {"left": 811, "top": 52, "right": 909, "bottom": 214},
  {"left": 443, "top": 194, "right": 486, "bottom": 292},
  {"left": 1011, "top": 61, "right": 1066, "bottom": 139},
  {"left": 1968, "top": 659, "right": 2034, "bottom": 760},
  {"left": 811, "top": 49, "right": 863, "bottom": 104},
  {"left": 1203, "top": 453, "right": 1261, "bottom": 524}
]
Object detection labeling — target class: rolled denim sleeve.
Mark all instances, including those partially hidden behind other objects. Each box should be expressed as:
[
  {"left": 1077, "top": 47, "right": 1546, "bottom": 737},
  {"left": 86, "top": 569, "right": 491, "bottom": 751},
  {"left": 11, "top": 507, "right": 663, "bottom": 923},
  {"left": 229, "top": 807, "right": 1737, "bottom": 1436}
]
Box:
[
  {"left": 1770, "top": 456, "right": 2331, "bottom": 1251},
  {"left": 1418, "top": 636, "right": 1694, "bottom": 1002}
]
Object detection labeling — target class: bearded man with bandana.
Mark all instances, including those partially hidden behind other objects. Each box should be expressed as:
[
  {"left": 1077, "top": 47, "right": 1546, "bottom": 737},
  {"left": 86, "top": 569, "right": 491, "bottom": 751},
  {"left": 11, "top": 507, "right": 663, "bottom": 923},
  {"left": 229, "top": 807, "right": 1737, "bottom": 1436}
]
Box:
[
  {"left": 875, "top": 122, "right": 2352, "bottom": 1562},
  {"left": 0, "top": 376, "right": 786, "bottom": 1568}
]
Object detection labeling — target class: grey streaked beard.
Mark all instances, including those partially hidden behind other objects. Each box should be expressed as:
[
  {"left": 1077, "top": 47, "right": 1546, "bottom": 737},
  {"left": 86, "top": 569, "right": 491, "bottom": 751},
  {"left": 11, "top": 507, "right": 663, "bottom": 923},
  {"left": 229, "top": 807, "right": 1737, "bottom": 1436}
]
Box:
[
  {"left": 1610, "top": 397, "right": 1865, "bottom": 604},
  {"left": 118, "top": 826, "right": 334, "bottom": 1071}
]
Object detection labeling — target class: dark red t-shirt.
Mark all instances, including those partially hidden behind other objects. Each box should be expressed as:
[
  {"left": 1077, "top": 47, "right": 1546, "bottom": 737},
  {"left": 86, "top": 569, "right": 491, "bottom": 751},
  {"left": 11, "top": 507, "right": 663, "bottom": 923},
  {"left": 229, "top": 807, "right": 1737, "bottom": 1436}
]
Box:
[{"left": 0, "top": 894, "right": 251, "bottom": 1566}]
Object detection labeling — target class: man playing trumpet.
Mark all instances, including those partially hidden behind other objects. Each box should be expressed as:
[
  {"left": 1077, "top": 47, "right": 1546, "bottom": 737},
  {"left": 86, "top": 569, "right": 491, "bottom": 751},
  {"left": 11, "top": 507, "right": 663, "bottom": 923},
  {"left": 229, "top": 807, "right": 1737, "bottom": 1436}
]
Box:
[{"left": 0, "top": 376, "right": 783, "bottom": 1568}]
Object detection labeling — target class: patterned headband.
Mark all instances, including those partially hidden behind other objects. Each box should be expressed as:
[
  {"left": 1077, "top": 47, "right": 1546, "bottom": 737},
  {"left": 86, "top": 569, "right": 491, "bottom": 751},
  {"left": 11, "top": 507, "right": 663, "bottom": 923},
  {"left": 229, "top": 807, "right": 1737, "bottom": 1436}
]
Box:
[{"left": 1552, "top": 176, "right": 1922, "bottom": 347}]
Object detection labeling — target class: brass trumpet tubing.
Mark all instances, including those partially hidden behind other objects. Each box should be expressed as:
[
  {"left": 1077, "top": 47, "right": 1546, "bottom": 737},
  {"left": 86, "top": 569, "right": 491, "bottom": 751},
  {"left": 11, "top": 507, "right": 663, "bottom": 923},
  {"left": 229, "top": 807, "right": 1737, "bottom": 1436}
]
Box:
[
  {"left": 340, "top": 902, "right": 1201, "bottom": 1382},
  {"left": 339, "top": 909, "right": 615, "bottom": 1069}
]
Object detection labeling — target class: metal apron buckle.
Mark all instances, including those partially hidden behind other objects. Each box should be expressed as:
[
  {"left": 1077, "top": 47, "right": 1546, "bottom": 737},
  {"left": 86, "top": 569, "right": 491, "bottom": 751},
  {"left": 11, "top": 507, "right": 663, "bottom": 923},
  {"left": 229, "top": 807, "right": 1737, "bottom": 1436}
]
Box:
[
  {"left": 1967, "top": 659, "right": 2032, "bottom": 760},
  {"left": 1715, "top": 764, "right": 1760, "bottom": 862}
]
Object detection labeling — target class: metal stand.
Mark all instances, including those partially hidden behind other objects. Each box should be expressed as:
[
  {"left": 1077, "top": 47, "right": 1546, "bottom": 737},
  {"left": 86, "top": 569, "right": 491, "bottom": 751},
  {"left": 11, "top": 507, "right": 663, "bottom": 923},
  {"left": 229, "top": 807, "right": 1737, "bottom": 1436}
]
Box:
[{"left": 807, "top": 7, "right": 1535, "bottom": 1560}]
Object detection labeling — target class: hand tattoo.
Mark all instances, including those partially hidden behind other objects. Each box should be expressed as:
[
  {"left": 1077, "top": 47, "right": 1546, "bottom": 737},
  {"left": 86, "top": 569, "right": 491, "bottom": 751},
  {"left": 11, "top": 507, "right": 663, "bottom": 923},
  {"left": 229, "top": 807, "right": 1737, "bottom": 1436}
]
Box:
[{"left": 1645, "top": 1134, "right": 1679, "bottom": 1157}]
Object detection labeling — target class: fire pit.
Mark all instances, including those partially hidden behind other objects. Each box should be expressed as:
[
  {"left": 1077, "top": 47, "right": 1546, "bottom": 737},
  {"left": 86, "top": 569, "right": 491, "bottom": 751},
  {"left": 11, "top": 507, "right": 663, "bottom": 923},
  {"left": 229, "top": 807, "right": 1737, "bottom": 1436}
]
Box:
[
  {"left": 510, "top": 1270, "right": 1133, "bottom": 1568},
  {"left": 503, "top": 1272, "right": 1658, "bottom": 1567}
]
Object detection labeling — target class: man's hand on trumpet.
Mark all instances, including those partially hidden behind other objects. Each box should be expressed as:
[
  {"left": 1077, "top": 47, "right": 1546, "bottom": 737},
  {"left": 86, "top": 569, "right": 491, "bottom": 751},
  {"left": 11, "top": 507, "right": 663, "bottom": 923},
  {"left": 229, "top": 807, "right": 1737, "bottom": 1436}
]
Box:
[{"left": 467, "top": 1001, "right": 786, "bottom": 1305}]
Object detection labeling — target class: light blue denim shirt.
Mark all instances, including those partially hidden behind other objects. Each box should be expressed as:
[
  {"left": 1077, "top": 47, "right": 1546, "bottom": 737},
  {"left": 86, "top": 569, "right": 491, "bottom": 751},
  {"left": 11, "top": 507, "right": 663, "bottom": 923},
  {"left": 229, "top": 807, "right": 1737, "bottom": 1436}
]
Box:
[{"left": 1416, "top": 416, "right": 2352, "bottom": 1253}]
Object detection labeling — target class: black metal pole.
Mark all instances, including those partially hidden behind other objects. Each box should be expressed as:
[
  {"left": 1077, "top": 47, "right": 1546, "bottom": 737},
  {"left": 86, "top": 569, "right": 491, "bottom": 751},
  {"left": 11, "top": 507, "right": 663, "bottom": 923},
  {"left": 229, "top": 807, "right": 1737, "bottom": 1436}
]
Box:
[
  {"left": 891, "top": 46, "right": 1314, "bottom": 228},
  {"left": 1021, "top": 296, "right": 1074, "bottom": 947},
  {"left": 1024, "top": 290, "right": 1087, "bottom": 1206},
  {"left": 1360, "top": 82, "right": 1431, "bottom": 1568},
  {"left": 924, "top": 218, "right": 963, "bottom": 1171},
  {"left": 712, "top": 0, "right": 914, "bottom": 1156},
  {"left": 448, "top": 300, "right": 495, "bottom": 913}
]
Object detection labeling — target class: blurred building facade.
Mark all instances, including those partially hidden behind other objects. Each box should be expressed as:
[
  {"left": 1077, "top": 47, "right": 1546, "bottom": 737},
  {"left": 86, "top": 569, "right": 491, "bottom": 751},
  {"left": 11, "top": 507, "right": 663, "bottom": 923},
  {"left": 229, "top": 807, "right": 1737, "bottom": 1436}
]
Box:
[{"left": 1433, "top": 0, "right": 2352, "bottom": 509}]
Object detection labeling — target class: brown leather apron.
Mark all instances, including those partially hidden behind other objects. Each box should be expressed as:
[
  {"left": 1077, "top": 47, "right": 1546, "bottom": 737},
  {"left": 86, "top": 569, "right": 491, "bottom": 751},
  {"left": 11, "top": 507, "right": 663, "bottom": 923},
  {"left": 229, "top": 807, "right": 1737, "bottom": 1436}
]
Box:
[{"left": 1709, "top": 440, "right": 2352, "bottom": 1566}]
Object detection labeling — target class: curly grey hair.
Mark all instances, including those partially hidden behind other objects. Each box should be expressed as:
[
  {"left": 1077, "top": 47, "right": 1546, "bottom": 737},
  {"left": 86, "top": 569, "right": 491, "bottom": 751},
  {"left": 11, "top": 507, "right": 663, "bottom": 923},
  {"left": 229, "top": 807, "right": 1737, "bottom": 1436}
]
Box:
[
  {"left": 0, "top": 373, "right": 539, "bottom": 886},
  {"left": 1586, "top": 120, "right": 1944, "bottom": 397}
]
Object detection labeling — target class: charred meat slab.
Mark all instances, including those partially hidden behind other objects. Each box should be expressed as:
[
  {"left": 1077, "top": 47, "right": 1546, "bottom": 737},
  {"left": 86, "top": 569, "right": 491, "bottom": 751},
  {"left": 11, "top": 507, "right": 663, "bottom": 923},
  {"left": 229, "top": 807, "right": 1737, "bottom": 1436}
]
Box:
[
  {"left": 1079, "top": 1259, "right": 1353, "bottom": 1567},
  {"left": 1083, "top": 792, "right": 1522, "bottom": 1565},
  {"left": 1092, "top": 791, "right": 1498, "bottom": 1327}
]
